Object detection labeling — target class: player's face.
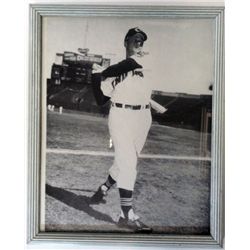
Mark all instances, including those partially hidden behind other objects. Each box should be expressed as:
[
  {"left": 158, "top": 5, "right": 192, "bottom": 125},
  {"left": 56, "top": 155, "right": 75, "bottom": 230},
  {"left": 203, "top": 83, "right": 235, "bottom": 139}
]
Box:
[{"left": 125, "top": 33, "right": 144, "bottom": 57}]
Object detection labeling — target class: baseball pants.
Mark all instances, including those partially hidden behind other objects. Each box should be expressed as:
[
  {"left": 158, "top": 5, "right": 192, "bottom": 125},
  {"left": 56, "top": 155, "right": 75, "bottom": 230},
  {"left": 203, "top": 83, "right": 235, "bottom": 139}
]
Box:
[{"left": 108, "top": 106, "right": 152, "bottom": 191}]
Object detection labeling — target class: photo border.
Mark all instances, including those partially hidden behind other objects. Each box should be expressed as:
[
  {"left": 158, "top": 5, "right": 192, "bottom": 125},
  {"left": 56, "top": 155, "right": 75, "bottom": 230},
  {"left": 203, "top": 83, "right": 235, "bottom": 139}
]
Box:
[{"left": 27, "top": 3, "right": 224, "bottom": 248}]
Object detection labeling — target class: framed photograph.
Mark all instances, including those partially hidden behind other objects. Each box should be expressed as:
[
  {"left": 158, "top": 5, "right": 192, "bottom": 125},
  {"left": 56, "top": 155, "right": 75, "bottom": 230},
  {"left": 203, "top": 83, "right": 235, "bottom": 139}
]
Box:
[{"left": 28, "top": 3, "right": 224, "bottom": 248}]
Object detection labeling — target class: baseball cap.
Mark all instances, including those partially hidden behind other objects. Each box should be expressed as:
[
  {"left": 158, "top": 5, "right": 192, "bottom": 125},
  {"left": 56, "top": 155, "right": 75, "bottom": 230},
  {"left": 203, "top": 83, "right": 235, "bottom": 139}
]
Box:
[{"left": 124, "top": 27, "right": 147, "bottom": 42}]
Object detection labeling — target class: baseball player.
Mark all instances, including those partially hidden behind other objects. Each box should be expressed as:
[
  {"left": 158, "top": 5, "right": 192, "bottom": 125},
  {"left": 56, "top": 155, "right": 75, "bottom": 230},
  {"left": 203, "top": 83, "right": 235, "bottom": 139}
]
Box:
[{"left": 91, "top": 27, "right": 165, "bottom": 232}]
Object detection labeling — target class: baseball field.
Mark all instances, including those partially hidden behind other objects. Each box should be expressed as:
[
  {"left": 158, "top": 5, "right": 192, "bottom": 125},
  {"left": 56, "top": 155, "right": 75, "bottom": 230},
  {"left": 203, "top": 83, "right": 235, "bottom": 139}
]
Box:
[{"left": 45, "top": 110, "right": 211, "bottom": 234}]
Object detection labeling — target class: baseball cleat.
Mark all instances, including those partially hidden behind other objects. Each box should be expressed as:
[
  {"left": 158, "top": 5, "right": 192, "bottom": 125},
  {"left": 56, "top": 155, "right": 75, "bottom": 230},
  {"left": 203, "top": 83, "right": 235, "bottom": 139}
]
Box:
[
  {"left": 90, "top": 185, "right": 108, "bottom": 204},
  {"left": 117, "top": 209, "right": 153, "bottom": 233}
]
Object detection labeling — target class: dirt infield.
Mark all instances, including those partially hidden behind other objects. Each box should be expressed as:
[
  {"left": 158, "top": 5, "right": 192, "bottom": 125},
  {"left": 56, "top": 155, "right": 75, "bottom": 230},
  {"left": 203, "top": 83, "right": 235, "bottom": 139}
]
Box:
[{"left": 45, "top": 111, "right": 211, "bottom": 234}]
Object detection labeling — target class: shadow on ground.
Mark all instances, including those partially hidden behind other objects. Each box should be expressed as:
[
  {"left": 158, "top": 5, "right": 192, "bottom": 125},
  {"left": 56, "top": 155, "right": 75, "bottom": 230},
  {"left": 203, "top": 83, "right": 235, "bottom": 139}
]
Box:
[{"left": 46, "top": 184, "right": 116, "bottom": 224}]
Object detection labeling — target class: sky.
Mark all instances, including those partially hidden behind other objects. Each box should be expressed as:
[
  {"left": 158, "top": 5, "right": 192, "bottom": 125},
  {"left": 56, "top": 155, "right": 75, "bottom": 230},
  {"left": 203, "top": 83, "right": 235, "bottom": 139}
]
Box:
[{"left": 42, "top": 16, "right": 215, "bottom": 95}]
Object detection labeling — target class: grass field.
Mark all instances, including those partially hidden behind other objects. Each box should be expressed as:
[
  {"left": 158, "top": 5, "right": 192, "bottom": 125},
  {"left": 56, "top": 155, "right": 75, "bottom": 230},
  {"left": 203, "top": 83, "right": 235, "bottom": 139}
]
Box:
[{"left": 45, "top": 111, "right": 211, "bottom": 234}]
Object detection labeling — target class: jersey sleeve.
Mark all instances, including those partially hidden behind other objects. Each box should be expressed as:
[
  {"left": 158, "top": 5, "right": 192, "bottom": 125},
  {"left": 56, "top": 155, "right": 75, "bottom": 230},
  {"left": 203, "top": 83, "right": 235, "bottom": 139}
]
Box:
[{"left": 101, "top": 58, "right": 142, "bottom": 78}]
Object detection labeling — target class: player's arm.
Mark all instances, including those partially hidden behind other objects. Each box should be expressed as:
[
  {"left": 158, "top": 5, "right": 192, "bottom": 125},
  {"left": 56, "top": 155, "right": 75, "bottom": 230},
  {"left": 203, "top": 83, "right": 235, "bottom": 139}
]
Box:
[
  {"left": 102, "top": 58, "right": 142, "bottom": 78},
  {"left": 100, "top": 57, "right": 143, "bottom": 90}
]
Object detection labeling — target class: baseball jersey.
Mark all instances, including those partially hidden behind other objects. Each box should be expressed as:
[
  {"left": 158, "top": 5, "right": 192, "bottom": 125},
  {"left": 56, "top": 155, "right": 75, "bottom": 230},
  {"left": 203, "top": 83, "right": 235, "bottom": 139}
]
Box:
[{"left": 101, "top": 55, "right": 153, "bottom": 105}]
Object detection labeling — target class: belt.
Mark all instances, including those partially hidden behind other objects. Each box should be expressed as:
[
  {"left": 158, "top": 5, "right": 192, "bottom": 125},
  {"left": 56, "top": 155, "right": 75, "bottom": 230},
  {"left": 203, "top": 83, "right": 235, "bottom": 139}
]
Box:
[{"left": 111, "top": 102, "right": 150, "bottom": 110}]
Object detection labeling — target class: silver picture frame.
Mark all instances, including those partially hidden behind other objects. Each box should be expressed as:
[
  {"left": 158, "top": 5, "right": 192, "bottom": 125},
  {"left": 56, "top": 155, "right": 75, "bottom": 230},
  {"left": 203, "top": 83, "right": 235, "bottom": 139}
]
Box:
[{"left": 27, "top": 3, "right": 224, "bottom": 248}]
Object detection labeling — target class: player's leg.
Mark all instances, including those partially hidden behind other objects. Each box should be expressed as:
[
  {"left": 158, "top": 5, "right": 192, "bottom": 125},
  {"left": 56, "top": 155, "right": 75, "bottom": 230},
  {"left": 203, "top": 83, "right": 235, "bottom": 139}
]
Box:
[
  {"left": 91, "top": 135, "right": 136, "bottom": 204},
  {"left": 116, "top": 109, "right": 152, "bottom": 232},
  {"left": 109, "top": 110, "right": 152, "bottom": 232},
  {"left": 90, "top": 173, "right": 116, "bottom": 204},
  {"left": 134, "top": 109, "right": 152, "bottom": 154},
  {"left": 117, "top": 186, "right": 152, "bottom": 232},
  {"left": 90, "top": 108, "right": 119, "bottom": 204},
  {"left": 101, "top": 109, "right": 150, "bottom": 205}
]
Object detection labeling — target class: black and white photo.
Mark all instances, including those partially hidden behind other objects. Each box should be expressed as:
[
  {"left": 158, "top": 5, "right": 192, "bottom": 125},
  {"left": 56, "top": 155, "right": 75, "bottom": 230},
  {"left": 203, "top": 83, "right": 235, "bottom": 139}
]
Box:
[{"left": 44, "top": 15, "right": 213, "bottom": 234}]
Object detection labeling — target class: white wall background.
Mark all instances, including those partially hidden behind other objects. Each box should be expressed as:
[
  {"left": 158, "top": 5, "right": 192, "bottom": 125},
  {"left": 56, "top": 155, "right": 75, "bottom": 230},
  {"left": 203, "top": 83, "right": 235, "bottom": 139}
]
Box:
[
  {"left": 1, "top": 0, "right": 250, "bottom": 250},
  {"left": 43, "top": 16, "right": 214, "bottom": 95}
]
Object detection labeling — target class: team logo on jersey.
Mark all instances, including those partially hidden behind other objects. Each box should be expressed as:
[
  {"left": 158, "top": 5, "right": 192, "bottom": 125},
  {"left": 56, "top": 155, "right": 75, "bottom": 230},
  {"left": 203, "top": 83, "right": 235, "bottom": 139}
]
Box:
[
  {"left": 111, "top": 70, "right": 144, "bottom": 88},
  {"left": 133, "top": 70, "right": 144, "bottom": 78}
]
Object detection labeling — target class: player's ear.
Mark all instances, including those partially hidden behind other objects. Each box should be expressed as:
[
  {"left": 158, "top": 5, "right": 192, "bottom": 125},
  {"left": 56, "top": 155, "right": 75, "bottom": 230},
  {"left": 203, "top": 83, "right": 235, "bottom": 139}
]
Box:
[{"left": 124, "top": 40, "right": 128, "bottom": 48}]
